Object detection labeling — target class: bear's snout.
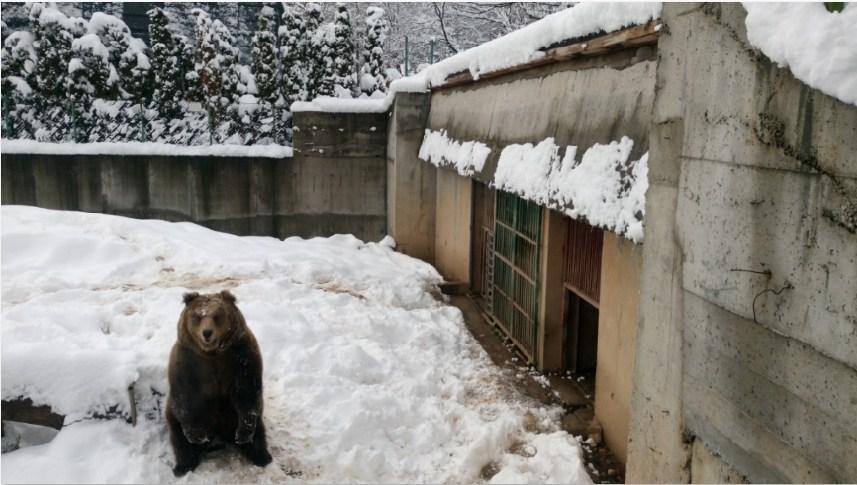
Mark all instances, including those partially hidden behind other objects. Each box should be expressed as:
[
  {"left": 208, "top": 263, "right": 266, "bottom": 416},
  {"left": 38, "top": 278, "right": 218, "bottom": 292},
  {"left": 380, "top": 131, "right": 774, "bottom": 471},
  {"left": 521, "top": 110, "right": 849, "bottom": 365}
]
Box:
[{"left": 202, "top": 329, "right": 213, "bottom": 341}]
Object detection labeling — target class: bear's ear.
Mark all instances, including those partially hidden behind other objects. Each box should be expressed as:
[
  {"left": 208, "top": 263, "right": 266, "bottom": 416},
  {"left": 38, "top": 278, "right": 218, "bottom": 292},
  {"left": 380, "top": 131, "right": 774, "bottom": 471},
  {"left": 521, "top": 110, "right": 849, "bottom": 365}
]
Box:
[
  {"left": 220, "top": 290, "right": 236, "bottom": 304},
  {"left": 183, "top": 292, "right": 200, "bottom": 305}
]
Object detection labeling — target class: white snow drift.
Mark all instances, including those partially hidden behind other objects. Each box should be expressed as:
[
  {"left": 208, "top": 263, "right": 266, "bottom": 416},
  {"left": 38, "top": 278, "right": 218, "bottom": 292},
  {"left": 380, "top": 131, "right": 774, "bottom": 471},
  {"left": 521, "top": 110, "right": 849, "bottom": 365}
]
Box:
[
  {"left": 0, "top": 206, "right": 590, "bottom": 484},
  {"left": 0, "top": 140, "right": 294, "bottom": 158}
]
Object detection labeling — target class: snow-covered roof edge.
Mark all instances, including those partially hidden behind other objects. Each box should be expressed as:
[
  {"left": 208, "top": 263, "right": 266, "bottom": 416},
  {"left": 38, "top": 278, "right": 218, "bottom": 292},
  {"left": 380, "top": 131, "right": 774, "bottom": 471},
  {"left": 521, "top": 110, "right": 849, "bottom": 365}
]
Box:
[
  {"left": 743, "top": 3, "right": 857, "bottom": 106},
  {"left": 418, "top": 130, "right": 648, "bottom": 243},
  {"left": 390, "top": 2, "right": 662, "bottom": 93},
  {"left": 0, "top": 140, "right": 294, "bottom": 158}
]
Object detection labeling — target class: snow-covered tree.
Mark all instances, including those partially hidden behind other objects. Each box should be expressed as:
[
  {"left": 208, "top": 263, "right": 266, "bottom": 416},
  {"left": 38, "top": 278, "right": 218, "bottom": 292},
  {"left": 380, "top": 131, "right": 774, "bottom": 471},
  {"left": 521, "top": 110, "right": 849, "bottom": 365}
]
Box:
[
  {"left": 251, "top": 6, "right": 277, "bottom": 104},
  {"left": 312, "top": 22, "right": 336, "bottom": 98},
  {"left": 332, "top": 3, "right": 356, "bottom": 96},
  {"left": 249, "top": 6, "right": 278, "bottom": 143},
  {"left": 66, "top": 34, "right": 112, "bottom": 141},
  {"left": 360, "top": 7, "right": 388, "bottom": 96},
  {"left": 278, "top": 4, "right": 307, "bottom": 105},
  {"left": 31, "top": 5, "right": 72, "bottom": 103},
  {"left": 147, "top": 7, "right": 182, "bottom": 120},
  {"left": 303, "top": 3, "right": 326, "bottom": 100},
  {"left": 176, "top": 34, "right": 199, "bottom": 101},
  {"left": 1, "top": 31, "right": 37, "bottom": 138},
  {"left": 193, "top": 9, "right": 241, "bottom": 141}
]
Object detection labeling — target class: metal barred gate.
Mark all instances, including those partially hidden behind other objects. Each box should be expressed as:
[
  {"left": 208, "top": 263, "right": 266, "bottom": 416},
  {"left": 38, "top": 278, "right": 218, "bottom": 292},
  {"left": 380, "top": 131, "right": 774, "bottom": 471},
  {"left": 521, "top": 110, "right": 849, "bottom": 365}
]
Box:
[{"left": 491, "top": 190, "right": 542, "bottom": 361}]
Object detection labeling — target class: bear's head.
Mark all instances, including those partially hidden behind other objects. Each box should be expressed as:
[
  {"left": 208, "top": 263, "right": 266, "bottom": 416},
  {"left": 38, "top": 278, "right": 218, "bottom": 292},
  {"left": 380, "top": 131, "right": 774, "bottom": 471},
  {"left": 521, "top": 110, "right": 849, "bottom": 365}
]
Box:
[{"left": 178, "top": 290, "right": 246, "bottom": 353}]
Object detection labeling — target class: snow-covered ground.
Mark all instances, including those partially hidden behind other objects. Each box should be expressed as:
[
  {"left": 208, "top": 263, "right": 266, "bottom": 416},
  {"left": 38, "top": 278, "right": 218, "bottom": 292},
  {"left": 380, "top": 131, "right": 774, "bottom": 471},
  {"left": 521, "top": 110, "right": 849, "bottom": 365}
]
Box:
[{"left": 0, "top": 206, "right": 590, "bottom": 484}]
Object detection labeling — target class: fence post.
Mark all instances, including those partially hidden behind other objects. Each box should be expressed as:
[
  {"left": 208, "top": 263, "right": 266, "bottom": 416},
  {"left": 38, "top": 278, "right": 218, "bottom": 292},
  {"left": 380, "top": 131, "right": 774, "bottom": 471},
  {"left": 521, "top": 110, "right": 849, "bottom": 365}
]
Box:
[
  {"left": 404, "top": 35, "right": 409, "bottom": 76},
  {"left": 430, "top": 37, "right": 435, "bottom": 64},
  {"left": 138, "top": 101, "right": 146, "bottom": 142}
]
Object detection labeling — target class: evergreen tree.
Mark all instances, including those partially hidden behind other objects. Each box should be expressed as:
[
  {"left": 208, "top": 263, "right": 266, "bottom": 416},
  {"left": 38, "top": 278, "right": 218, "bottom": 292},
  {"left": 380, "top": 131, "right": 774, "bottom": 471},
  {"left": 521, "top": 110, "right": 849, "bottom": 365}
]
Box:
[
  {"left": 212, "top": 19, "right": 241, "bottom": 136},
  {"left": 31, "top": 5, "right": 72, "bottom": 104},
  {"left": 176, "top": 34, "right": 199, "bottom": 101},
  {"left": 313, "top": 22, "right": 336, "bottom": 98},
  {"left": 66, "top": 34, "right": 112, "bottom": 141},
  {"left": 360, "top": 6, "right": 388, "bottom": 96},
  {"left": 332, "top": 3, "right": 356, "bottom": 96},
  {"left": 278, "top": 4, "right": 306, "bottom": 105},
  {"left": 1, "top": 31, "right": 37, "bottom": 138},
  {"left": 251, "top": 5, "right": 279, "bottom": 143},
  {"left": 251, "top": 6, "right": 278, "bottom": 104},
  {"left": 303, "top": 3, "right": 324, "bottom": 100},
  {"left": 147, "top": 7, "right": 182, "bottom": 120}
]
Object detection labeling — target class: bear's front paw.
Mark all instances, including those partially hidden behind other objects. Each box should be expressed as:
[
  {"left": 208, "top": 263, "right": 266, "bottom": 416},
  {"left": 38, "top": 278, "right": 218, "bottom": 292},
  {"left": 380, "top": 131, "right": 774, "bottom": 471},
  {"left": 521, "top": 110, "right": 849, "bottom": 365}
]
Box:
[
  {"left": 248, "top": 448, "right": 273, "bottom": 467},
  {"left": 183, "top": 426, "right": 211, "bottom": 445}
]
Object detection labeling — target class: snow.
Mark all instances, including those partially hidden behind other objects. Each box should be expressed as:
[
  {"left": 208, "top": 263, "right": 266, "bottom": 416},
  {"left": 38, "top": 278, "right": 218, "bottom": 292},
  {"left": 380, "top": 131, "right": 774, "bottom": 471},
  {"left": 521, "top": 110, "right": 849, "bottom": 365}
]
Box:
[
  {"left": 418, "top": 129, "right": 492, "bottom": 177},
  {"left": 0, "top": 140, "right": 294, "bottom": 158},
  {"left": 390, "top": 2, "right": 662, "bottom": 91},
  {"left": 6, "top": 76, "right": 33, "bottom": 96},
  {"left": 72, "top": 34, "right": 110, "bottom": 61},
  {"left": 494, "top": 136, "right": 648, "bottom": 242},
  {"left": 743, "top": 3, "right": 857, "bottom": 106},
  {"left": 291, "top": 95, "right": 392, "bottom": 114},
  {"left": 1, "top": 206, "right": 591, "bottom": 484}
]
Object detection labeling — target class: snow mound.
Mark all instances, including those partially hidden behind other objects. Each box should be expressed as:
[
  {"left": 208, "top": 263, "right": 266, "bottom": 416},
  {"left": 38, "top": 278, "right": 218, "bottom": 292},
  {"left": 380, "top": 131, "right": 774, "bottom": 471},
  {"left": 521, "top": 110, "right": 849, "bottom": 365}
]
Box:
[
  {"left": 743, "top": 3, "right": 857, "bottom": 106},
  {"left": 0, "top": 140, "right": 294, "bottom": 158},
  {"left": 391, "top": 2, "right": 662, "bottom": 91},
  {"left": 494, "top": 136, "right": 648, "bottom": 242},
  {"left": 1, "top": 206, "right": 591, "bottom": 484},
  {"left": 419, "top": 129, "right": 492, "bottom": 176}
]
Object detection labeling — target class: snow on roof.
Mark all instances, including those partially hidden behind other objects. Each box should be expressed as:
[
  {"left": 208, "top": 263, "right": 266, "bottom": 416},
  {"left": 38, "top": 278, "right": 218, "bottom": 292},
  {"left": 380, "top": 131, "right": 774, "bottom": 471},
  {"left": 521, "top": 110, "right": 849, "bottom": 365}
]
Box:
[
  {"left": 419, "top": 131, "right": 649, "bottom": 242},
  {"left": 0, "top": 140, "right": 294, "bottom": 158},
  {"left": 390, "top": 2, "right": 662, "bottom": 92},
  {"left": 291, "top": 95, "right": 392, "bottom": 114},
  {"left": 418, "top": 129, "right": 491, "bottom": 177},
  {"left": 743, "top": 3, "right": 857, "bottom": 106}
]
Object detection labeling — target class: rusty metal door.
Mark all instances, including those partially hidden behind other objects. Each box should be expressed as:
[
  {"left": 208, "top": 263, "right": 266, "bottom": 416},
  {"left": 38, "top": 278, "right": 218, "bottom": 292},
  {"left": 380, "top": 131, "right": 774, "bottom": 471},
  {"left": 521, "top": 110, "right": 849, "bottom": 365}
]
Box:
[{"left": 492, "top": 190, "right": 542, "bottom": 361}]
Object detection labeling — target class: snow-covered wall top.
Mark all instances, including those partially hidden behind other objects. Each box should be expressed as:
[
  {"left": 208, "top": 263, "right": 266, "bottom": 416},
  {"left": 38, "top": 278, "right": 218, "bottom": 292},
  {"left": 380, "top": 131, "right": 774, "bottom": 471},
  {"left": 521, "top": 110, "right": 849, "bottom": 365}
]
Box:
[
  {"left": 290, "top": 95, "right": 392, "bottom": 114},
  {"left": 0, "top": 140, "right": 294, "bottom": 158},
  {"left": 743, "top": 3, "right": 857, "bottom": 106},
  {"left": 390, "top": 2, "right": 662, "bottom": 92},
  {"left": 418, "top": 131, "right": 649, "bottom": 243}
]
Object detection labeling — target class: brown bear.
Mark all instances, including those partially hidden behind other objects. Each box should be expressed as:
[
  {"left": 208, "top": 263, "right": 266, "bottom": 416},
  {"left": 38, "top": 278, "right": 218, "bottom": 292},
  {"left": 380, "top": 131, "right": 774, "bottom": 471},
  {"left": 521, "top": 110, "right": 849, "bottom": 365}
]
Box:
[{"left": 165, "top": 290, "right": 272, "bottom": 476}]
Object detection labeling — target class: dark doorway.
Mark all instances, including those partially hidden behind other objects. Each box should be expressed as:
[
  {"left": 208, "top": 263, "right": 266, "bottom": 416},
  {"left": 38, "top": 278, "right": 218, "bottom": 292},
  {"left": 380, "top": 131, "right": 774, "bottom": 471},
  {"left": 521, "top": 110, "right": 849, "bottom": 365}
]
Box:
[{"left": 564, "top": 289, "right": 599, "bottom": 395}]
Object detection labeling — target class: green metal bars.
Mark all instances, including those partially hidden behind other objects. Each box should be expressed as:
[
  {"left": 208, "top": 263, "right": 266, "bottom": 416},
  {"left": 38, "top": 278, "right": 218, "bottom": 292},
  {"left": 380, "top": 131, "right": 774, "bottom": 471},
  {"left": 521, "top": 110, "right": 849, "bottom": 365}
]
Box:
[{"left": 492, "top": 190, "right": 542, "bottom": 361}]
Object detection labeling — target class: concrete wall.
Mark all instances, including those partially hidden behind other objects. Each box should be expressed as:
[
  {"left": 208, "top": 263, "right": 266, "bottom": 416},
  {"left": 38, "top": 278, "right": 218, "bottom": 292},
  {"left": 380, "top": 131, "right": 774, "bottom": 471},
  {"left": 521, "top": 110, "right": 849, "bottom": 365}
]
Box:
[
  {"left": 594, "top": 232, "right": 643, "bottom": 465},
  {"left": 629, "top": 3, "right": 857, "bottom": 483},
  {"left": 1, "top": 111, "right": 389, "bottom": 242},
  {"left": 433, "top": 168, "right": 472, "bottom": 283},
  {"left": 427, "top": 49, "right": 656, "bottom": 185},
  {"left": 387, "top": 93, "right": 436, "bottom": 262}
]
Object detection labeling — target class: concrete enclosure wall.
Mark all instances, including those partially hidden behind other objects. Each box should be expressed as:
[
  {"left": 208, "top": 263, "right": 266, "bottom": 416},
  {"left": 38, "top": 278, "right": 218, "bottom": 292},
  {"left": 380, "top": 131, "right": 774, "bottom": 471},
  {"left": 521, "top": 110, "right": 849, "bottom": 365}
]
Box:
[
  {"left": 594, "top": 232, "right": 643, "bottom": 465},
  {"left": 628, "top": 3, "right": 857, "bottom": 483},
  {"left": 1, "top": 111, "right": 389, "bottom": 242},
  {"left": 434, "top": 168, "right": 472, "bottom": 283}
]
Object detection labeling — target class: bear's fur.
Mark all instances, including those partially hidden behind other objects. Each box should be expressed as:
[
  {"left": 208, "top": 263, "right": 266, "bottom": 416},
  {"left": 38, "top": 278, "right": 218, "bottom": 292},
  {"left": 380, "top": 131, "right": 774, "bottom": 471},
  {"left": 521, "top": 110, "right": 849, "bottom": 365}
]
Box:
[{"left": 165, "top": 290, "right": 272, "bottom": 477}]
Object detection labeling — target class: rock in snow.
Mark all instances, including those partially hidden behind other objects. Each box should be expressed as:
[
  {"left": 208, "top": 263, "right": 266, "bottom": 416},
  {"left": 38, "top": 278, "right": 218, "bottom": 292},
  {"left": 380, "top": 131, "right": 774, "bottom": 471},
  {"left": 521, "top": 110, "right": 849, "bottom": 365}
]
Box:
[{"left": 1, "top": 206, "right": 591, "bottom": 484}]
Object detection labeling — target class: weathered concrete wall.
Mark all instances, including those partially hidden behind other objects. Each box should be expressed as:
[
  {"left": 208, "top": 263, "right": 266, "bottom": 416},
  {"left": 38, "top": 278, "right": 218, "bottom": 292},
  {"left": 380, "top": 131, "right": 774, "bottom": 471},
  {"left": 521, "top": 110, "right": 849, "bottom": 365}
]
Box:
[
  {"left": 594, "top": 232, "right": 643, "bottom": 465},
  {"left": 387, "top": 93, "right": 436, "bottom": 261},
  {"left": 1, "top": 111, "right": 389, "bottom": 241},
  {"left": 434, "top": 167, "right": 472, "bottom": 283},
  {"left": 629, "top": 3, "right": 857, "bottom": 483},
  {"left": 427, "top": 49, "right": 657, "bottom": 186}
]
